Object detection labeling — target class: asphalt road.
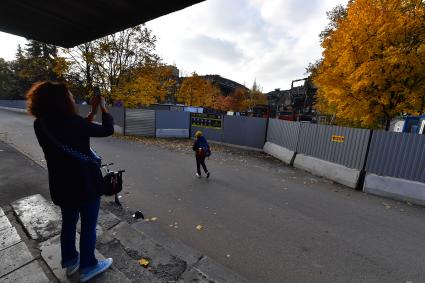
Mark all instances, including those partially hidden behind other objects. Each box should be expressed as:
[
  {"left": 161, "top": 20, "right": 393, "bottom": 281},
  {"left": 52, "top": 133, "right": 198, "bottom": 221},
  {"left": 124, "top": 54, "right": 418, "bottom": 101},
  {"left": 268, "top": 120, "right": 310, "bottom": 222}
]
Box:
[{"left": 1, "top": 109, "right": 425, "bottom": 282}]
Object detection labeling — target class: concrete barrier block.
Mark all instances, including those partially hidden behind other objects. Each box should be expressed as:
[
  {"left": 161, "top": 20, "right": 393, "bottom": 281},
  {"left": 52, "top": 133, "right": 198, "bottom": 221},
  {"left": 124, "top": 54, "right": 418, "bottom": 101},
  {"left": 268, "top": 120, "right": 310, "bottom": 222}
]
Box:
[
  {"left": 364, "top": 174, "right": 425, "bottom": 206},
  {"left": 114, "top": 125, "right": 123, "bottom": 135},
  {"left": 263, "top": 142, "right": 295, "bottom": 165},
  {"left": 294, "top": 154, "right": 360, "bottom": 188}
]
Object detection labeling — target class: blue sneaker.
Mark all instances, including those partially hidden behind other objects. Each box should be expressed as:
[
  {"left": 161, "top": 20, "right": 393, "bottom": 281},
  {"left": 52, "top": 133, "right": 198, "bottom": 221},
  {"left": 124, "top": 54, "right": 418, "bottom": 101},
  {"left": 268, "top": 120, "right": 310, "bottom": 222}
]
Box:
[
  {"left": 80, "top": 258, "right": 113, "bottom": 282},
  {"left": 65, "top": 257, "right": 79, "bottom": 277}
]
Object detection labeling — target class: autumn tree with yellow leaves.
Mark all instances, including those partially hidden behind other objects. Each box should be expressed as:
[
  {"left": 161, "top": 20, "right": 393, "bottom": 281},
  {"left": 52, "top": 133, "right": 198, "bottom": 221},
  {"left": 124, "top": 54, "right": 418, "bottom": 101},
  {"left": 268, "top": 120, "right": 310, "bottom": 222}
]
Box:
[
  {"left": 176, "top": 73, "right": 221, "bottom": 107},
  {"left": 313, "top": 0, "right": 425, "bottom": 129},
  {"left": 114, "top": 62, "right": 177, "bottom": 107}
]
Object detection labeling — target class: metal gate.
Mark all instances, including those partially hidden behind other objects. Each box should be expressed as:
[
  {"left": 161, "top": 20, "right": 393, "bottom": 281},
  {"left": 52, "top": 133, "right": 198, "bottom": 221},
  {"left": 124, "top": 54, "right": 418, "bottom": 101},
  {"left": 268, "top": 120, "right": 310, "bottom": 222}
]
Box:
[{"left": 125, "top": 109, "right": 155, "bottom": 137}]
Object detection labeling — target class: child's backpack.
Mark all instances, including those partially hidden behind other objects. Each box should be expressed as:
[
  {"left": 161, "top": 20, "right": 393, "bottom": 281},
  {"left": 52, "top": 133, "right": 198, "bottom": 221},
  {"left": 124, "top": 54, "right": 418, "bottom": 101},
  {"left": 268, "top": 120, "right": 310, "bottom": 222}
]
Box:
[{"left": 203, "top": 145, "right": 211, "bottom": 157}]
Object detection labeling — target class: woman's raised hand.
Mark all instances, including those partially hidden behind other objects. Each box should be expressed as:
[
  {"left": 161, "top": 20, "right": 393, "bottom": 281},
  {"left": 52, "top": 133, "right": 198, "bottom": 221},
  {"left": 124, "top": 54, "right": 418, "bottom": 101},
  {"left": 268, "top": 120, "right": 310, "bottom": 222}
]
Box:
[
  {"left": 87, "top": 97, "right": 101, "bottom": 122},
  {"left": 99, "top": 97, "right": 108, "bottom": 113}
]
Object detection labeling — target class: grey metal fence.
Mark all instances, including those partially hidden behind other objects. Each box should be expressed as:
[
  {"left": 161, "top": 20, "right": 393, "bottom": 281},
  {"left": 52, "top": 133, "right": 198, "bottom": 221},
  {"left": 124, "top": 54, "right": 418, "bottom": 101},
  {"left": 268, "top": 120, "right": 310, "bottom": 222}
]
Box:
[
  {"left": 108, "top": 107, "right": 125, "bottom": 127},
  {"left": 125, "top": 109, "right": 155, "bottom": 137},
  {"left": 297, "top": 123, "right": 371, "bottom": 170},
  {"left": 366, "top": 131, "right": 425, "bottom": 182},
  {"left": 155, "top": 110, "right": 190, "bottom": 138},
  {"left": 266, "top": 119, "right": 301, "bottom": 151},
  {"left": 223, "top": 116, "right": 267, "bottom": 149},
  {"left": 0, "top": 100, "right": 26, "bottom": 109}
]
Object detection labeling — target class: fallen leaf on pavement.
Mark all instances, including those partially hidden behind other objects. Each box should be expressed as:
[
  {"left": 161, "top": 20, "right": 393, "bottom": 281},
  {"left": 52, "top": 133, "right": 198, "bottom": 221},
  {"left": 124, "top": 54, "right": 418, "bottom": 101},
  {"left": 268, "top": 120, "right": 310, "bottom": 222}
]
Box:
[
  {"left": 138, "top": 258, "right": 149, "bottom": 267},
  {"left": 383, "top": 203, "right": 391, "bottom": 209}
]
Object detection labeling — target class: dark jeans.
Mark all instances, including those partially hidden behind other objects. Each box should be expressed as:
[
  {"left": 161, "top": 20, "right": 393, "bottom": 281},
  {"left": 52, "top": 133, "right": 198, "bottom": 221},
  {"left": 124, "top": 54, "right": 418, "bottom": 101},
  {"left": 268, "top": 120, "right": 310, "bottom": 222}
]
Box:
[
  {"left": 60, "top": 197, "right": 100, "bottom": 271},
  {"left": 196, "top": 156, "right": 208, "bottom": 175}
]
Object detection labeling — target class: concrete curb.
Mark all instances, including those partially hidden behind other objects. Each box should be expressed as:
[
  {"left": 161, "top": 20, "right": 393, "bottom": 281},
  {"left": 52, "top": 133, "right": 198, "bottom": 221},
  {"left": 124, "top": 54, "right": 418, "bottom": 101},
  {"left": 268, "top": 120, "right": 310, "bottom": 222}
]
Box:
[
  {"left": 181, "top": 256, "right": 249, "bottom": 283},
  {"left": 0, "top": 106, "right": 27, "bottom": 113},
  {"left": 206, "top": 139, "right": 264, "bottom": 152},
  {"left": 129, "top": 221, "right": 249, "bottom": 282},
  {"left": 364, "top": 173, "right": 425, "bottom": 206},
  {"left": 263, "top": 142, "right": 295, "bottom": 165},
  {"left": 294, "top": 154, "right": 360, "bottom": 189}
]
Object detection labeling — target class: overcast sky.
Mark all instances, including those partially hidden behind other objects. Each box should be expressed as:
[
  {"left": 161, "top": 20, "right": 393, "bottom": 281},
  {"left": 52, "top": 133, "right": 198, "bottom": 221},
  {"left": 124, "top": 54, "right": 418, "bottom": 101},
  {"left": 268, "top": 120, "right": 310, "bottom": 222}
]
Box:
[{"left": 0, "top": 0, "right": 347, "bottom": 92}]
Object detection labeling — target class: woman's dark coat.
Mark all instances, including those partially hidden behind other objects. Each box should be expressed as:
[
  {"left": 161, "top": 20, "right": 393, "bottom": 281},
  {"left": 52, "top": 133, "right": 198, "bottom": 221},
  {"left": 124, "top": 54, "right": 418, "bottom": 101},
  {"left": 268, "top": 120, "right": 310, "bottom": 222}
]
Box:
[{"left": 34, "top": 113, "right": 114, "bottom": 207}]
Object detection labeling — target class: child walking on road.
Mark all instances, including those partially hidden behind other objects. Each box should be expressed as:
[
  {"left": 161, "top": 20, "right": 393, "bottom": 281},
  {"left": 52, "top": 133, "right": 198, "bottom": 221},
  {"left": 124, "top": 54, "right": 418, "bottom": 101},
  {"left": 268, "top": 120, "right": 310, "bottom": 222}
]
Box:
[{"left": 193, "top": 131, "right": 210, "bottom": 178}]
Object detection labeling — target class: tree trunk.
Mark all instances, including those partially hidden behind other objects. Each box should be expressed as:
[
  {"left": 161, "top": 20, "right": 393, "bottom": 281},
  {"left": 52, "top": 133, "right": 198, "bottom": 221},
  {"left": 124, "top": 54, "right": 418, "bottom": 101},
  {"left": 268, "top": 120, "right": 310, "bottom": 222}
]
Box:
[
  {"left": 85, "top": 45, "right": 93, "bottom": 98},
  {"left": 385, "top": 117, "right": 391, "bottom": 131}
]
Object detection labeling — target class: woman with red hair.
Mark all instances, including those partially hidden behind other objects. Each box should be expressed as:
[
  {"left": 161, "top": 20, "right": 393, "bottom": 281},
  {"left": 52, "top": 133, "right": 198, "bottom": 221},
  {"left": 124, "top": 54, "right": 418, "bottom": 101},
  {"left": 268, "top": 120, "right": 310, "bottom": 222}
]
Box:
[{"left": 27, "top": 81, "right": 114, "bottom": 282}]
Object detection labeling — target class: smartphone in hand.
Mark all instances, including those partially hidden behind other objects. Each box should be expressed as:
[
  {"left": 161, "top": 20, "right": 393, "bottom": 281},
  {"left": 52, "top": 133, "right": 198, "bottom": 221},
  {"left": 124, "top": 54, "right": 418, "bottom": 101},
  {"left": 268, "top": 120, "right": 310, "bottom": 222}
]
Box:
[{"left": 93, "top": 86, "right": 101, "bottom": 97}]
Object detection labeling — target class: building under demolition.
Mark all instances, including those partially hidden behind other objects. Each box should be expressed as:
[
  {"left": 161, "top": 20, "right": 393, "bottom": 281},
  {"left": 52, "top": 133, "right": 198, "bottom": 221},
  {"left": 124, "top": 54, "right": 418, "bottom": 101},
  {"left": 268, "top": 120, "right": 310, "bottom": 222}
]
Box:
[{"left": 266, "top": 78, "right": 317, "bottom": 121}]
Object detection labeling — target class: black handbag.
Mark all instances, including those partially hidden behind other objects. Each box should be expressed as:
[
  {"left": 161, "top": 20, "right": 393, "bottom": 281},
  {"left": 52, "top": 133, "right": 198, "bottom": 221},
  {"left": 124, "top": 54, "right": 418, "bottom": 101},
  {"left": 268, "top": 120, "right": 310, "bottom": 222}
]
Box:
[
  {"left": 102, "top": 168, "right": 124, "bottom": 196},
  {"left": 39, "top": 120, "right": 124, "bottom": 199}
]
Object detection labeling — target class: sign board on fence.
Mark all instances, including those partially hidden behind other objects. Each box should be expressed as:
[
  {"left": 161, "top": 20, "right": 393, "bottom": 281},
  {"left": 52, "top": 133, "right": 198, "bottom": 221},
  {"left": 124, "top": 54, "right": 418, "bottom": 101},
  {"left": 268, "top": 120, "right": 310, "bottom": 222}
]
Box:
[
  {"left": 331, "top": 135, "right": 345, "bottom": 143},
  {"left": 191, "top": 113, "right": 222, "bottom": 129}
]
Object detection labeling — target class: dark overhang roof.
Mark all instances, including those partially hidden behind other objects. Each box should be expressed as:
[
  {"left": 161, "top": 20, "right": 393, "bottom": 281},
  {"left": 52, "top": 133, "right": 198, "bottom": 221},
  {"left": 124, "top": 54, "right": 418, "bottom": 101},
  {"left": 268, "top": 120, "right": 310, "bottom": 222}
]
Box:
[{"left": 0, "top": 0, "right": 205, "bottom": 48}]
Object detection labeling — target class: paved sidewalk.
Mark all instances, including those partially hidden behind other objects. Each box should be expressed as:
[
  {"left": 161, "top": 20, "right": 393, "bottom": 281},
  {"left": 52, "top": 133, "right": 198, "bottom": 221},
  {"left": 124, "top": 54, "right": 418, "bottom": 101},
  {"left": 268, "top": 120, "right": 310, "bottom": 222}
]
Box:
[
  {"left": 0, "top": 140, "right": 248, "bottom": 282},
  {"left": 0, "top": 207, "right": 50, "bottom": 282},
  {"left": 0, "top": 141, "right": 49, "bottom": 206}
]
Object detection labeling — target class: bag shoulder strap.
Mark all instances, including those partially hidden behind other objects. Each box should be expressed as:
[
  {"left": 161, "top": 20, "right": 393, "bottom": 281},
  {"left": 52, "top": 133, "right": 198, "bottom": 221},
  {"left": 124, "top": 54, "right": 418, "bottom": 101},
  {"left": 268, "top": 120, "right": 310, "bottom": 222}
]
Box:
[{"left": 39, "top": 119, "right": 101, "bottom": 166}]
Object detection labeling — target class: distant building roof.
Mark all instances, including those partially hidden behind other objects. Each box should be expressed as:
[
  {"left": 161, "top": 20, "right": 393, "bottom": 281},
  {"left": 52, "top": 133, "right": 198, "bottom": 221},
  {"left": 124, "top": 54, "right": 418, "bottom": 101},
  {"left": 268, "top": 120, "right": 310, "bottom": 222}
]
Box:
[{"left": 201, "top": 75, "right": 248, "bottom": 96}]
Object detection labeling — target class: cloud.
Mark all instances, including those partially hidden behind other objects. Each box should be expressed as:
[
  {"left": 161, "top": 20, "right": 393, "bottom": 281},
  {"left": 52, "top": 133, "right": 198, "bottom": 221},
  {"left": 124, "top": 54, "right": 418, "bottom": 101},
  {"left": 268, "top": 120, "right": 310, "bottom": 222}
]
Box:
[
  {"left": 146, "top": 0, "right": 349, "bottom": 92},
  {"left": 0, "top": 32, "right": 27, "bottom": 61},
  {"left": 183, "top": 35, "right": 244, "bottom": 64},
  {"left": 0, "top": 0, "right": 349, "bottom": 92}
]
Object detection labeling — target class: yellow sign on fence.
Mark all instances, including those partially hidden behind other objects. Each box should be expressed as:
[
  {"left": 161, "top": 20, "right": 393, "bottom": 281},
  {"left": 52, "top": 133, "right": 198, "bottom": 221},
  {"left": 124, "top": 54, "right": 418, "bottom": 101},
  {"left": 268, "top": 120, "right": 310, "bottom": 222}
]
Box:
[
  {"left": 0, "top": 132, "right": 7, "bottom": 141},
  {"left": 331, "top": 135, "right": 345, "bottom": 143}
]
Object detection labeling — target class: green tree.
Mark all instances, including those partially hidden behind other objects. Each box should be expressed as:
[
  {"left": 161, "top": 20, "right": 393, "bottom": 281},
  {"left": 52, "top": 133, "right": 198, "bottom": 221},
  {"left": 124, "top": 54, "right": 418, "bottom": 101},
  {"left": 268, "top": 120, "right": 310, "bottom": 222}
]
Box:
[{"left": 0, "top": 58, "right": 17, "bottom": 99}]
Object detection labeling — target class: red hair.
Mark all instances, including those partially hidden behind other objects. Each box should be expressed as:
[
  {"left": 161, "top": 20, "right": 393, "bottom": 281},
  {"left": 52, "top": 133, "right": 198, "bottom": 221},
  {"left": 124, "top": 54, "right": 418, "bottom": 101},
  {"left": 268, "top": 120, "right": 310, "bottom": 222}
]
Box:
[{"left": 26, "top": 81, "right": 76, "bottom": 118}]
